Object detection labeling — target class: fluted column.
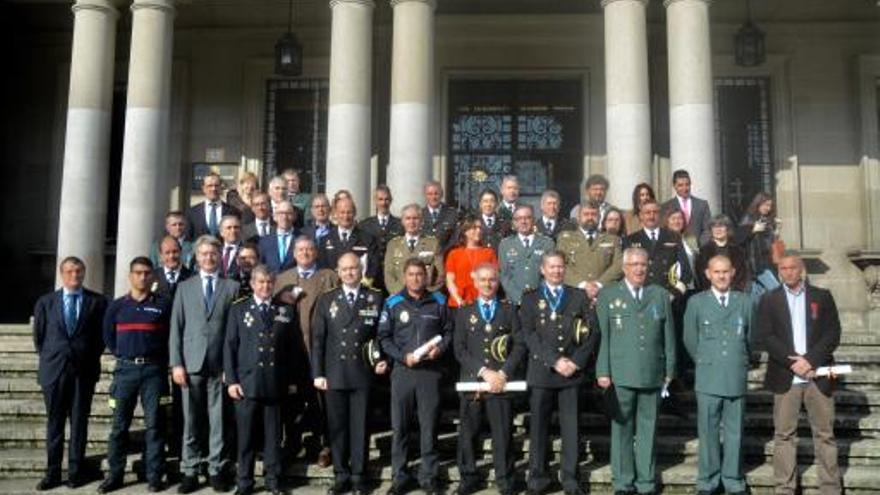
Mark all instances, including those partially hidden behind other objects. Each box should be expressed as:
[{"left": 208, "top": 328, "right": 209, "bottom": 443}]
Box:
[
  {"left": 602, "top": 0, "right": 652, "bottom": 206},
  {"left": 325, "top": 0, "right": 374, "bottom": 214},
  {"left": 56, "top": 0, "right": 119, "bottom": 289},
  {"left": 666, "top": 0, "right": 718, "bottom": 211},
  {"left": 387, "top": 0, "right": 435, "bottom": 212},
  {"left": 114, "top": 0, "right": 175, "bottom": 294}
]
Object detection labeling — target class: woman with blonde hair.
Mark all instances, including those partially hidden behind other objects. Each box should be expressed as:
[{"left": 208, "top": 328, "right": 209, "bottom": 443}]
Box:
[{"left": 226, "top": 171, "right": 259, "bottom": 223}]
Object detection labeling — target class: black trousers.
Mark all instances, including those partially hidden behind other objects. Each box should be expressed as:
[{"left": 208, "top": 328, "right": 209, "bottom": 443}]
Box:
[
  {"left": 42, "top": 372, "right": 96, "bottom": 479},
  {"left": 236, "top": 397, "right": 282, "bottom": 491},
  {"left": 390, "top": 367, "right": 442, "bottom": 488},
  {"left": 282, "top": 380, "right": 326, "bottom": 457},
  {"left": 325, "top": 388, "right": 370, "bottom": 489},
  {"left": 457, "top": 394, "right": 515, "bottom": 491},
  {"left": 528, "top": 385, "right": 581, "bottom": 492}
]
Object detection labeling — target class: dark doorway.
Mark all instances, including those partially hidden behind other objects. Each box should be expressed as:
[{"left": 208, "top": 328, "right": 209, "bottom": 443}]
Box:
[
  {"left": 263, "top": 79, "right": 329, "bottom": 192},
  {"left": 714, "top": 77, "right": 774, "bottom": 221},
  {"left": 447, "top": 79, "right": 583, "bottom": 211}
]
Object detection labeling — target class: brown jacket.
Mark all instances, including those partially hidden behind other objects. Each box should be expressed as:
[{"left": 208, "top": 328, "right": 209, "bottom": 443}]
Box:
[{"left": 273, "top": 267, "right": 339, "bottom": 354}]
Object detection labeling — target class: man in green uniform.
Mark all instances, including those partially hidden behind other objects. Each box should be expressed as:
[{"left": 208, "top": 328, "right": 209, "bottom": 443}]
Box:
[
  {"left": 596, "top": 247, "right": 676, "bottom": 495},
  {"left": 557, "top": 200, "right": 623, "bottom": 301},
  {"left": 683, "top": 255, "right": 751, "bottom": 495},
  {"left": 498, "top": 204, "right": 555, "bottom": 305},
  {"left": 384, "top": 204, "right": 444, "bottom": 295}
]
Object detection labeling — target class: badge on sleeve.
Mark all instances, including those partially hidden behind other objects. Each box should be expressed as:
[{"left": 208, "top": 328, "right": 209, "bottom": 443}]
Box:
[{"left": 400, "top": 310, "right": 410, "bottom": 324}]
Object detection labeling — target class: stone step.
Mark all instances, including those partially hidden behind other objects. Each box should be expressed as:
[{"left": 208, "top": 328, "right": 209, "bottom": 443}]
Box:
[
  {"left": 0, "top": 398, "right": 145, "bottom": 421},
  {"left": 747, "top": 367, "right": 880, "bottom": 389},
  {"left": 0, "top": 420, "right": 144, "bottom": 448}
]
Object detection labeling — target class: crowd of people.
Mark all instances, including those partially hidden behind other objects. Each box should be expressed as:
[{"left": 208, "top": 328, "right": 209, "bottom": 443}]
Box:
[{"left": 32, "top": 167, "right": 842, "bottom": 495}]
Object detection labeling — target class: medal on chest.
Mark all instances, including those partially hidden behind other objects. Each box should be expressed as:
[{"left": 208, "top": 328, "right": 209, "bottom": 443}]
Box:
[
  {"left": 541, "top": 286, "right": 563, "bottom": 321},
  {"left": 478, "top": 299, "right": 497, "bottom": 333},
  {"left": 329, "top": 301, "right": 339, "bottom": 319}
]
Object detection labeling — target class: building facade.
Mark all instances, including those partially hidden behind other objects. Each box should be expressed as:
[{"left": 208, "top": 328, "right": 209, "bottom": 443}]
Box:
[{"left": 2, "top": 0, "right": 880, "bottom": 319}]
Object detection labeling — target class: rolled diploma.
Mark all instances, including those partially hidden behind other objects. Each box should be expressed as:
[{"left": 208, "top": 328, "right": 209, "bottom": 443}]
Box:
[
  {"left": 455, "top": 381, "right": 528, "bottom": 393},
  {"left": 815, "top": 364, "right": 852, "bottom": 377},
  {"left": 413, "top": 335, "right": 442, "bottom": 360}
]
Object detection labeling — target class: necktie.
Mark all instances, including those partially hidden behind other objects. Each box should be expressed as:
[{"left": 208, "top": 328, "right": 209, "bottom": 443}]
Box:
[
  {"left": 341, "top": 231, "right": 349, "bottom": 243},
  {"left": 260, "top": 222, "right": 268, "bottom": 237},
  {"left": 482, "top": 302, "right": 491, "bottom": 314},
  {"left": 347, "top": 292, "right": 356, "bottom": 307},
  {"left": 587, "top": 232, "right": 595, "bottom": 246},
  {"left": 486, "top": 217, "right": 494, "bottom": 228},
  {"left": 168, "top": 270, "right": 177, "bottom": 284},
  {"left": 300, "top": 270, "right": 312, "bottom": 280},
  {"left": 259, "top": 303, "right": 270, "bottom": 321},
  {"left": 546, "top": 220, "right": 554, "bottom": 232},
  {"left": 408, "top": 239, "right": 416, "bottom": 251},
  {"left": 523, "top": 237, "right": 530, "bottom": 249},
  {"left": 204, "top": 276, "right": 214, "bottom": 309},
  {"left": 380, "top": 217, "right": 387, "bottom": 228},
  {"left": 549, "top": 287, "right": 558, "bottom": 301},
  {"left": 650, "top": 230, "right": 657, "bottom": 242},
  {"left": 720, "top": 295, "right": 727, "bottom": 308},
  {"left": 278, "top": 234, "right": 289, "bottom": 263},
  {"left": 431, "top": 209, "right": 438, "bottom": 223},
  {"left": 222, "top": 246, "right": 233, "bottom": 275},
  {"left": 64, "top": 293, "right": 78, "bottom": 336},
  {"left": 682, "top": 198, "right": 691, "bottom": 226},
  {"left": 208, "top": 203, "right": 219, "bottom": 235},
  {"left": 634, "top": 289, "right": 641, "bottom": 303}
]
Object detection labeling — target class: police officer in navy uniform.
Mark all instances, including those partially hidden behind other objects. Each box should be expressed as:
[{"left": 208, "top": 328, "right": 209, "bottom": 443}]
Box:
[
  {"left": 454, "top": 262, "right": 526, "bottom": 495},
  {"left": 225, "top": 265, "right": 302, "bottom": 495},
  {"left": 312, "top": 253, "right": 388, "bottom": 495},
  {"left": 378, "top": 258, "right": 454, "bottom": 495},
  {"left": 522, "top": 250, "right": 600, "bottom": 495},
  {"left": 98, "top": 257, "right": 171, "bottom": 493}
]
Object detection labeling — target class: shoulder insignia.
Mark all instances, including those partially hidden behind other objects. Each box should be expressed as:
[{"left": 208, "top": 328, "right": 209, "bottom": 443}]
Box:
[
  {"left": 559, "top": 231, "right": 573, "bottom": 239},
  {"left": 232, "top": 296, "right": 250, "bottom": 306},
  {"left": 386, "top": 294, "right": 405, "bottom": 309},
  {"left": 431, "top": 291, "right": 447, "bottom": 305}
]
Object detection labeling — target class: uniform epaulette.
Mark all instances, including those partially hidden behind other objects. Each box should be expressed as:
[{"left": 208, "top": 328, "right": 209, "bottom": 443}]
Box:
[
  {"left": 366, "top": 286, "right": 383, "bottom": 294},
  {"left": 232, "top": 296, "right": 250, "bottom": 306},
  {"left": 386, "top": 294, "right": 405, "bottom": 308},
  {"left": 521, "top": 287, "right": 538, "bottom": 296},
  {"left": 558, "top": 230, "right": 573, "bottom": 239},
  {"left": 431, "top": 292, "right": 447, "bottom": 305}
]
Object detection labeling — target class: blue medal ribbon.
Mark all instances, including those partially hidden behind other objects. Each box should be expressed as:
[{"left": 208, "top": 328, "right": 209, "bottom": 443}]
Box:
[
  {"left": 541, "top": 285, "right": 564, "bottom": 316},
  {"left": 478, "top": 298, "right": 497, "bottom": 325}
]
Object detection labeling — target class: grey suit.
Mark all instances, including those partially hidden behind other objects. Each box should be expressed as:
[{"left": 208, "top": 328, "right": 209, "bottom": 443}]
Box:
[
  {"left": 662, "top": 195, "right": 712, "bottom": 246},
  {"left": 169, "top": 273, "right": 240, "bottom": 478}
]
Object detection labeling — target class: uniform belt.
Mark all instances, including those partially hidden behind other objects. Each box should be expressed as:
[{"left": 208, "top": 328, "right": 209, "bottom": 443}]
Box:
[{"left": 118, "top": 356, "right": 162, "bottom": 365}]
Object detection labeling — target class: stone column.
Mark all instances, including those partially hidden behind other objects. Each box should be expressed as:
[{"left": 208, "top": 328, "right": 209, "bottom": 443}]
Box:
[
  {"left": 56, "top": 0, "right": 119, "bottom": 290},
  {"left": 602, "top": 0, "right": 652, "bottom": 207},
  {"left": 387, "top": 0, "right": 435, "bottom": 212},
  {"left": 665, "top": 0, "right": 719, "bottom": 211},
  {"left": 114, "top": 0, "right": 175, "bottom": 295},
  {"left": 325, "top": 0, "right": 374, "bottom": 215}
]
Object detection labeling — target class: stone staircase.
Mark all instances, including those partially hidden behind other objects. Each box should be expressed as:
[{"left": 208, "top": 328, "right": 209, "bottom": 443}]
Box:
[{"left": 1, "top": 319, "right": 880, "bottom": 494}]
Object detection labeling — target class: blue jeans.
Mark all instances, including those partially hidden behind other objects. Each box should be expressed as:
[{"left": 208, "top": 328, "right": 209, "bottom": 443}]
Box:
[{"left": 106, "top": 360, "right": 169, "bottom": 483}]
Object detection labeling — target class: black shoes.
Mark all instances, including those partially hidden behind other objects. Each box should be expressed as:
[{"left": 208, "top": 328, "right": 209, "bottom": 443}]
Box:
[
  {"left": 178, "top": 475, "right": 200, "bottom": 494},
  {"left": 564, "top": 488, "right": 587, "bottom": 495},
  {"left": 97, "top": 477, "right": 124, "bottom": 493},
  {"left": 455, "top": 480, "right": 480, "bottom": 495},
  {"left": 210, "top": 473, "right": 233, "bottom": 492},
  {"left": 233, "top": 486, "right": 253, "bottom": 495},
  {"left": 148, "top": 479, "right": 167, "bottom": 492},
  {"left": 35, "top": 475, "right": 62, "bottom": 491},
  {"left": 66, "top": 474, "right": 86, "bottom": 489}
]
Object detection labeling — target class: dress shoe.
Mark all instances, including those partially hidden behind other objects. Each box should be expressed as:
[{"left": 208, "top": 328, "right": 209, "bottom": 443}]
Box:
[
  {"left": 148, "top": 479, "right": 167, "bottom": 492},
  {"left": 268, "top": 488, "right": 287, "bottom": 495},
  {"left": 317, "top": 447, "right": 332, "bottom": 468},
  {"left": 233, "top": 487, "right": 253, "bottom": 495},
  {"left": 211, "top": 474, "right": 233, "bottom": 492},
  {"left": 353, "top": 488, "right": 370, "bottom": 495},
  {"left": 98, "top": 477, "right": 124, "bottom": 493},
  {"left": 423, "top": 484, "right": 445, "bottom": 495},
  {"left": 386, "top": 484, "right": 407, "bottom": 495},
  {"left": 564, "top": 488, "right": 587, "bottom": 495},
  {"left": 178, "top": 475, "right": 200, "bottom": 494},
  {"left": 35, "top": 475, "right": 62, "bottom": 491},
  {"left": 66, "top": 474, "right": 86, "bottom": 489},
  {"left": 327, "top": 483, "right": 352, "bottom": 495},
  {"left": 455, "top": 480, "right": 480, "bottom": 495}
]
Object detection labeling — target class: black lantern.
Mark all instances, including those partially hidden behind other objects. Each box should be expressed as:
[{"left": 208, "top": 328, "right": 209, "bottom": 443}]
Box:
[
  {"left": 275, "top": 0, "right": 303, "bottom": 76},
  {"left": 735, "top": 0, "right": 765, "bottom": 67}
]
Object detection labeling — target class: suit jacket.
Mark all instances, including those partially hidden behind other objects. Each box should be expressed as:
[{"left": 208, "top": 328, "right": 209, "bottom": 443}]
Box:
[
  {"left": 32, "top": 288, "right": 108, "bottom": 387},
  {"left": 241, "top": 218, "right": 275, "bottom": 244},
  {"left": 421, "top": 204, "right": 460, "bottom": 250},
  {"left": 219, "top": 242, "right": 242, "bottom": 278},
  {"left": 383, "top": 235, "right": 444, "bottom": 295},
  {"left": 301, "top": 220, "right": 333, "bottom": 246},
  {"left": 556, "top": 230, "right": 623, "bottom": 288},
  {"left": 536, "top": 217, "right": 576, "bottom": 240},
  {"left": 153, "top": 265, "right": 194, "bottom": 301},
  {"left": 273, "top": 267, "right": 339, "bottom": 353},
  {"left": 683, "top": 290, "right": 752, "bottom": 397},
  {"left": 317, "top": 226, "right": 380, "bottom": 283},
  {"left": 755, "top": 284, "right": 841, "bottom": 396},
  {"left": 454, "top": 299, "right": 526, "bottom": 381},
  {"left": 596, "top": 282, "right": 677, "bottom": 388},
  {"left": 498, "top": 234, "right": 556, "bottom": 305},
  {"left": 311, "top": 286, "right": 385, "bottom": 389},
  {"left": 624, "top": 227, "right": 693, "bottom": 294},
  {"left": 224, "top": 299, "right": 300, "bottom": 400},
  {"left": 169, "top": 274, "right": 240, "bottom": 375},
  {"left": 358, "top": 215, "right": 404, "bottom": 249},
  {"left": 259, "top": 231, "right": 299, "bottom": 273},
  {"left": 521, "top": 285, "right": 599, "bottom": 388},
  {"left": 662, "top": 195, "right": 712, "bottom": 246},
  {"left": 477, "top": 215, "right": 512, "bottom": 252},
  {"left": 185, "top": 201, "right": 239, "bottom": 240}
]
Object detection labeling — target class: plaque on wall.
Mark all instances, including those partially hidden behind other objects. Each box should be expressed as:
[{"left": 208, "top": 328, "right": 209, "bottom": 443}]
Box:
[{"left": 191, "top": 162, "right": 239, "bottom": 193}]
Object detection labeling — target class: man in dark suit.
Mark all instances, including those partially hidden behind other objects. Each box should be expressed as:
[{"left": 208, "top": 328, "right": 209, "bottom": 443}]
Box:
[
  {"left": 185, "top": 172, "right": 240, "bottom": 239},
  {"left": 496, "top": 175, "right": 522, "bottom": 222},
  {"left": 32, "top": 256, "right": 108, "bottom": 490},
  {"left": 421, "top": 180, "right": 460, "bottom": 250},
  {"left": 318, "top": 197, "right": 381, "bottom": 286},
  {"left": 150, "top": 211, "right": 195, "bottom": 270},
  {"left": 312, "top": 253, "right": 388, "bottom": 495},
  {"left": 454, "top": 263, "right": 526, "bottom": 495},
  {"left": 624, "top": 199, "right": 692, "bottom": 297},
  {"left": 225, "top": 265, "right": 300, "bottom": 495},
  {"left": 259, "top": 200, "right": 299, "bottom": 273},
  {"left": 536, "top": 189, "right": 575, "bottom": 240},
  {"left": 240, "top": 192, "right": 275, "bottom": 244},
  {"left": 359, "top": 185, "right": 404, "bottom": 293},
  {"left": 475, "top": 188, "right": 512, "bottom": 253},
  {"left": 219, "top": 215, "right": 244, "bottom": 279},
  {"left": 661, "top": 169, "right": 712, "bottom": 246},
  {"left": 755, "top": 253, "right": 842, "bottom": 495},
  {"left": 231, "top": 244, "right": 259, "bottom": 299},
  {"left": 522, "top": 251, "right": 599, "bottom": 495},
  {"left": 301, "top": 194, "right": 334, "bottom": 246},
  {"left": 153, "top": 235, "right": 194, "bottom": 300},
  {"left": 170, "top": 235, "right": 241, "bottom": 493}
]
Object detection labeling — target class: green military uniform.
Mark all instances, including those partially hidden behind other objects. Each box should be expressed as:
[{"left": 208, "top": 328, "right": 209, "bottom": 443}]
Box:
[
  {"left": 557, "top": 229, "right": 623, "bottom": 290},
  {"left": 383, "top": 235, "right": 444, "bottom": 295},
  {"left": 596, "top": 281, "right": 676, "bottom": 495},
  {"left": 498, "top": 233, "right": 555, "bottom": 305},
  {"left": 683, "top": 290, "right": 751, "bottom": 494}
]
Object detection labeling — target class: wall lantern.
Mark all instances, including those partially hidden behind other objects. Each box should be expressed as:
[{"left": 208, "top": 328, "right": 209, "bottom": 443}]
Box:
[
  {"left": 275, "top": 0, "right": 303, "bottom": 76},
  {"left": 735, "top": 0, "right": 766, "bottom": 67}
]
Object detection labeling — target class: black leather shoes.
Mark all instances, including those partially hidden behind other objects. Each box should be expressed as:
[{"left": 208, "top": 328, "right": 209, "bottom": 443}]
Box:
[
  {"left": 233, "top": 487, "right": 253, "bottom": 495},
  {"left": 564, "top": 488, "right": 587, "bottom": 495},
  {"left": 178, "top": 475, "right": 200, "bottom": 494},
  {"left": 210, "top": 474, "right": 233, "bottom": 492},
  {"left": 97, "top": 477, "right": 124, "bottom": 493},
  {"left": 66, "top": 474, "right": 86, "bottom": 489},
  {"left": 35, "top": 475, "right": 62, "bottom": 491},
  {"left": 148, "top": 479, "right": 166, "bottom": 492},
  {"left": 456, "top": 480, "right": 480, "bottom": 495}
]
